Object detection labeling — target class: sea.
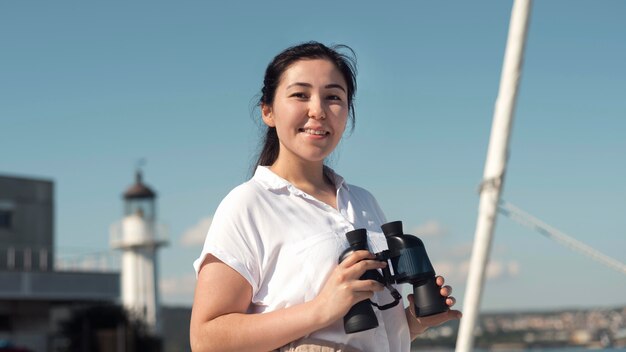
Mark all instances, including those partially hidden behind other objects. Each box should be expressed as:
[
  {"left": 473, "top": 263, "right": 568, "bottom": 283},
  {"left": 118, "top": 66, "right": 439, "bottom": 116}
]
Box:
[
  {"left": 412, "top": 349, "right": 626, "bottom": 352},
  {"left": 477, "top": 349, "right": 626, "bottom": 352}
]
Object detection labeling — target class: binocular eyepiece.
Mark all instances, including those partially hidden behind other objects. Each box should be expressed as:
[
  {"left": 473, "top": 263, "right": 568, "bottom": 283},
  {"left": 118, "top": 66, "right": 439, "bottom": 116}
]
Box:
[{"left": 338, "top": 221, "right": 448, "bottom": 334}]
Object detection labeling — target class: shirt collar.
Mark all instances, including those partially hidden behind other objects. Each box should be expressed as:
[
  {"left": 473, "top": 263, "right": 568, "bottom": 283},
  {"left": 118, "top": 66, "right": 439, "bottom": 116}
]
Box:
[{"left": 253, "top": 166, "right": 349, "bottom": 193}]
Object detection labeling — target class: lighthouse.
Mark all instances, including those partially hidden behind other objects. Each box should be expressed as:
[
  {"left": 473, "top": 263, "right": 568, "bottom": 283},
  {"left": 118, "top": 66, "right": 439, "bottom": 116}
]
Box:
[{"left": 111, "top": 169, "right": 167, "bottom": 334}]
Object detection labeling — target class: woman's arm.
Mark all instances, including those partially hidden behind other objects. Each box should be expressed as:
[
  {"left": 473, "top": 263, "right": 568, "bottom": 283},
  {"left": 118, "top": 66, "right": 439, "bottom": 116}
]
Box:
[{"left": 190, "top": 251, "right": 386, "bottom": 352}]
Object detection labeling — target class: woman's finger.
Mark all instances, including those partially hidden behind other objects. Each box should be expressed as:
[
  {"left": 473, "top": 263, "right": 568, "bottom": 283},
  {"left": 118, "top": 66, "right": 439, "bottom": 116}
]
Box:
[
  {"left": 440, "top": 285, "right": 452, "bottom": 296},
  {"left": 350, "top": 279, "right": 385, "bottom": 293},
  {"left": 338, "top": 250, "right": 376, "bottom": 268},
  {"left": 347, "top": 258, "right": 386, "bottom": 276},
  {"left": 407, "top": 294, "right": 416, "bottom": 315},
  {"left": 436, "top": 275, "right": 445, "bottom": 286}
]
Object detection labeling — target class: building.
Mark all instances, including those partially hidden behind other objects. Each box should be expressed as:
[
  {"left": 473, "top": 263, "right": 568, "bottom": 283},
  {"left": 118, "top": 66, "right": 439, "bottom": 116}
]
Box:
[
  {"left": 111, "top": 170, "right": 168, "bottom": 335},
  {"left": 0, "top": 174, "right": 119, "bottom": 351}
]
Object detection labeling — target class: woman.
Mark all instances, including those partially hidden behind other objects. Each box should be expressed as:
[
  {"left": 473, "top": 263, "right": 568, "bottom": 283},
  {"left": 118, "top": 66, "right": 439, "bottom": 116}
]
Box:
[{"left": 190, "top": 42, "right": 462, "bottom": 352}]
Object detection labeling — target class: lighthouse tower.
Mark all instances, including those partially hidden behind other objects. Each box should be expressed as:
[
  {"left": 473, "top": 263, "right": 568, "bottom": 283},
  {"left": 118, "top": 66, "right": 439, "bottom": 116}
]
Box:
[{"left": 111, "top": 169, "right": 167, "bottom": 334}]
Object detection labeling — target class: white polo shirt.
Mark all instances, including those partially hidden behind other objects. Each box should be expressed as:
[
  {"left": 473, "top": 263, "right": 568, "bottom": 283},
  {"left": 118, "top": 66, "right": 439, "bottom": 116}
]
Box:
[{"left": 194, "top": 166, "right": 410, "bottom": 352}]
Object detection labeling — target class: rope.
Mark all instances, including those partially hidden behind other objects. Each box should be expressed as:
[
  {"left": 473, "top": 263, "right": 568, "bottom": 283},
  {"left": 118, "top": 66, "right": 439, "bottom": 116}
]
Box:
[{"left": 498, "top": 200, "right": 626, "bottom": 276}]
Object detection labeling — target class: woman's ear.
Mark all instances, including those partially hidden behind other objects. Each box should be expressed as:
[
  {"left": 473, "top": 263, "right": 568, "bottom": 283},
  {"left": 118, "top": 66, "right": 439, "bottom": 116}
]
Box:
[{"left": 261, "top": 104, "right": 275, "bottom": 127}]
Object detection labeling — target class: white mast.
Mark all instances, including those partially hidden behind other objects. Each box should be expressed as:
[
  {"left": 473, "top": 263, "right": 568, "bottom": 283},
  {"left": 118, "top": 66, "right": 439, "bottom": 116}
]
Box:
[{"left": 455, "top": 1, "right": 532, "bottom": 351}]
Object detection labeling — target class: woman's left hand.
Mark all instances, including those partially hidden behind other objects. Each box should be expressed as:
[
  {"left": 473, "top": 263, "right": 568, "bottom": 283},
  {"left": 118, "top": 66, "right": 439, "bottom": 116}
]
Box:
[{"left": 405, "top": 276, "right": 462, "bottom": 339}]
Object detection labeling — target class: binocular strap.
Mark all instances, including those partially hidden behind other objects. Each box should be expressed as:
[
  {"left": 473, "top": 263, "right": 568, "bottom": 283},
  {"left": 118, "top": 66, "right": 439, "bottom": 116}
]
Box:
[{"left": 370, "top": 283, "right": 402, "bottom": 310}]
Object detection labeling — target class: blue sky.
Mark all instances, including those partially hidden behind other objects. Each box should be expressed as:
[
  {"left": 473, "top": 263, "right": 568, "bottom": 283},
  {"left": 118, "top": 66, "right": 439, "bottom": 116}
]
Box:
[{"left": 2, "top": 1, "right": 624, "bottom": 312}]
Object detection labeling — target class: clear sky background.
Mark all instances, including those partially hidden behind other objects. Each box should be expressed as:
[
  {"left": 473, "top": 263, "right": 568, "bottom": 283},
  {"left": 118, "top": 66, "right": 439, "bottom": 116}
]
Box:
[{"left": 2, "top": 1, "right": 624, "bottom": 312}]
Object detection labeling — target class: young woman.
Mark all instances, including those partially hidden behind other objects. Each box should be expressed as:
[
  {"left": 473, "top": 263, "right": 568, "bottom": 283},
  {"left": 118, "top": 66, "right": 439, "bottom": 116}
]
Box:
[{"left": 190, "top": 42, "right": 462, "bottom": 352}]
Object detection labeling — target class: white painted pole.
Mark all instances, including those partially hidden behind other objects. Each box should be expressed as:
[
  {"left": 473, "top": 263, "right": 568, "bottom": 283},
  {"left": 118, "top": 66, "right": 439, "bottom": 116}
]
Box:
[{"left": 455, "top": 1, "right": 532, "bottom": 351}]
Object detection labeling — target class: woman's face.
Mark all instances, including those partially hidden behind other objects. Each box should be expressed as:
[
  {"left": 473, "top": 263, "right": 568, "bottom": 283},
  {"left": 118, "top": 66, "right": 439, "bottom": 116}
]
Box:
[{"left": 262, "top": 59, "right": 349, "bottom": 166}]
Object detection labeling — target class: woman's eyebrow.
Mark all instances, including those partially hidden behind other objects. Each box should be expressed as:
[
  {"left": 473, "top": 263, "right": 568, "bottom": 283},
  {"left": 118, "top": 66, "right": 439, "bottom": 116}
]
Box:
[
  {"left": 286, "top": 82, "right": 312, "bottom": 90},
  {"left": 286, "top": 82, "right": 346, "bottom": 93},
  {"left": 325, "top": 83, "right": 347, "bottom": 93}
]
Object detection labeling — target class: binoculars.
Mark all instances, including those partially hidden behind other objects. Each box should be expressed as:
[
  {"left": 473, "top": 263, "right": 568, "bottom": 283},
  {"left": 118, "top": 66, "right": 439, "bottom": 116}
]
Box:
[{"left": 338, "top": 221, "right": 448, "bottom": 334}]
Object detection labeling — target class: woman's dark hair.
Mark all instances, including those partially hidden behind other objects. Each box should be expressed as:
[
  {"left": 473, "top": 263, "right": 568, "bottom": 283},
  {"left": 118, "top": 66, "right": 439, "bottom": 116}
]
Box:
[{"left": 254, "top": 41, "right": 357, "bottom": 168}]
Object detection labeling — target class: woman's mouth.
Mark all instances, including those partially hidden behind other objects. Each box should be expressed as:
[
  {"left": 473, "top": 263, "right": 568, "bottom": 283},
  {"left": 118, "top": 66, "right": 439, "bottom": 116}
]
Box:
[{"left": 299, "top": 128, "right": 330, "bottom": 136}]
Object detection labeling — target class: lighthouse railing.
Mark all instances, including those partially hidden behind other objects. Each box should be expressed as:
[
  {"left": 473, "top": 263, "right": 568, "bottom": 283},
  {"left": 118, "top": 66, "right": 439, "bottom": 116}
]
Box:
[{"left": 109, "top": 221, "right": 169, "bottom": 249}]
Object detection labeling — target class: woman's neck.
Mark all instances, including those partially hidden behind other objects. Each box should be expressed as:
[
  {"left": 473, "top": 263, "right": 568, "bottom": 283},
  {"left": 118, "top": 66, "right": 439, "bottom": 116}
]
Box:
[
  {"left": 269, "top": 158, "right": 338, "bottom": 209},
  {"left": 269, "top": 158, "right": 328, "bottom": 190}
]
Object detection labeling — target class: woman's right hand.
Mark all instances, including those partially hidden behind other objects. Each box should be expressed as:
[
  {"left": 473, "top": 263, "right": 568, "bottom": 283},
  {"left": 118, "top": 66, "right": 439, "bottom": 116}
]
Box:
[{"left": 312, "top": 250, "right": 387, "bottom": 325}]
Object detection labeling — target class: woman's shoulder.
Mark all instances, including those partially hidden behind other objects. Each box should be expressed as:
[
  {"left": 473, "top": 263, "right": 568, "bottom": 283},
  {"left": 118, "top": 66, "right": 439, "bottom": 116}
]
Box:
[
  {"left": 326, "top": 167, "right": 378, "bottom": 201},
  {"left": 342, "top": 180, "right": 387, "bottom": 222},
  {"left": 344, "top": 182, "right": 379, "bottom": 202},
  {"left": 216, "top": 178, "right": 267, "bottom": 211},
  {"left": 205, "top": 179, "right": 273, "bottom": 239}
]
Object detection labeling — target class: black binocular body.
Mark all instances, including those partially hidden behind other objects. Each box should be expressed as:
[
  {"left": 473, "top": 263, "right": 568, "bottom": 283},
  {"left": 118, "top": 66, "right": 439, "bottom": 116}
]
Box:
[{"left": 338, "top": 221, "right": 448, "bottom": 334}]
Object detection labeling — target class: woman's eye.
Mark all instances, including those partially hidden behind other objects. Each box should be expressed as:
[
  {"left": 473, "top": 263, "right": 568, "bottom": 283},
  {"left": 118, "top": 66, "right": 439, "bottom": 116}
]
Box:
[
  {"left": 291, "top": 93, "right": 308, "bottom": 99},
  {"left": 327, "top": 95, "right": 342, "bottom": 101}
]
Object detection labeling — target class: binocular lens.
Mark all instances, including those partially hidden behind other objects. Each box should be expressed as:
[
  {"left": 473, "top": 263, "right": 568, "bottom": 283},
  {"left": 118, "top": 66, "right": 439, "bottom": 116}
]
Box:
[{"left": 344, "top": 300, "right": 379, "bottom": 333}]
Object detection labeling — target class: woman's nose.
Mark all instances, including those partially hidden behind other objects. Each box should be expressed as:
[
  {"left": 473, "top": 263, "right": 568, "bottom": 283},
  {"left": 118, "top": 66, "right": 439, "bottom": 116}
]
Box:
[{"left": 307, "top": 98, "right": 326, "bottom": 120}]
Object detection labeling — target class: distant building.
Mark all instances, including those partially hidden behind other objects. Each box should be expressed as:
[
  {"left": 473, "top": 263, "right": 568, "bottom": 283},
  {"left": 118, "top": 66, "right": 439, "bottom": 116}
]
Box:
[
  {"left": 0, "top": 175, "right": 54, "bottom": 271},
  {"left": 0, "top": 174, "right": 119, "bottom": 352}
]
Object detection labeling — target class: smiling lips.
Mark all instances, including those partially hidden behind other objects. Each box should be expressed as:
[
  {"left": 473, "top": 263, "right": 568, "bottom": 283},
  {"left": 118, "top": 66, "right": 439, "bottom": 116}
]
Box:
[{"left": 300, "top": 128, "right": 330, "bottom": 136}]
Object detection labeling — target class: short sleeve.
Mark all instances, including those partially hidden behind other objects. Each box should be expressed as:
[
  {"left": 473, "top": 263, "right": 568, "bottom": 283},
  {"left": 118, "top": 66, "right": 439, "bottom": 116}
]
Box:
[{"left": 193, "top": 184, "right": 262, "bottom": 295}]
